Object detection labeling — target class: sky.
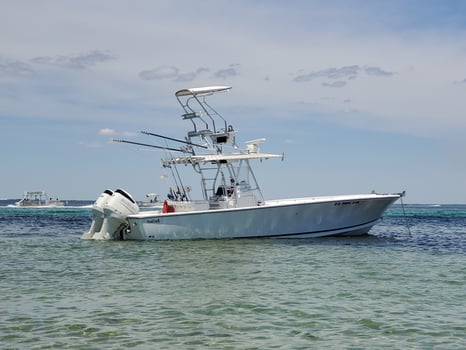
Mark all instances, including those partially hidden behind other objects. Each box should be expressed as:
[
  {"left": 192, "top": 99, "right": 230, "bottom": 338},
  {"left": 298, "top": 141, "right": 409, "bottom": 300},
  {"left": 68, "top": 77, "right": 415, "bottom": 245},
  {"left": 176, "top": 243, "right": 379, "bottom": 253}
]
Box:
[{"left": 1, "top": 0, "right": 466, "bottom": 203}]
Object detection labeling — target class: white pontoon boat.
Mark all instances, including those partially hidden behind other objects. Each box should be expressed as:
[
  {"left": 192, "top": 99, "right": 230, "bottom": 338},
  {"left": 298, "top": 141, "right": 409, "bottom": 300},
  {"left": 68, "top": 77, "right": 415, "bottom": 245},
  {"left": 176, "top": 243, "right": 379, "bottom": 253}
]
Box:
[{"left": 83, "top": 86, "right": 403, "bottom": 240}]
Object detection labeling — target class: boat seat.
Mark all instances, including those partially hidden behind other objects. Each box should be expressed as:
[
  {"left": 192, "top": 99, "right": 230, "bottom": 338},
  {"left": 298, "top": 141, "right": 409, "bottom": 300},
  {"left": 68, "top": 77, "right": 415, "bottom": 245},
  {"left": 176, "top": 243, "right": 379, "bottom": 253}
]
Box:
[
  {"left": 216, "top": 186, "right": 226, "bottom": 196},
  {"left": 215, "top": 186, "right": 233, "bottom": 197}
]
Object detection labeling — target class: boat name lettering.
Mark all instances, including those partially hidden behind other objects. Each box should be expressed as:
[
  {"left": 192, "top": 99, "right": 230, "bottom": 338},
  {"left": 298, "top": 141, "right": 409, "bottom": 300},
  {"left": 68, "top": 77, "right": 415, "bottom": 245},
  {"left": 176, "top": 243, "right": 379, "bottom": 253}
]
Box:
[
  {"left": 334, "top": 201, "right": 360, "bottom": 206},
  {"left": 147, "top": 219, "right": 160, "bottom": 224}
]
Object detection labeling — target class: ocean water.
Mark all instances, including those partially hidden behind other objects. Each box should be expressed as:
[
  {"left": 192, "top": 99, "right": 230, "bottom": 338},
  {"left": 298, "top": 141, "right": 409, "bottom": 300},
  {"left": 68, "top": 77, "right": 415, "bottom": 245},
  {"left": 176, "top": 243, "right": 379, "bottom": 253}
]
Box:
[{"left": 0, "top": 201, "right": 465, "bottom": 349}]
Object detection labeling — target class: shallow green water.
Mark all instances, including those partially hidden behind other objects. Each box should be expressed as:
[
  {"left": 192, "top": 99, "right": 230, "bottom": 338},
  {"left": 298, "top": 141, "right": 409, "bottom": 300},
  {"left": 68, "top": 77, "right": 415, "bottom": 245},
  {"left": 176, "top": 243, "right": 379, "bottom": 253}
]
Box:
[{"left": 0, "top": 204, "right": 465, "bottom": 349}]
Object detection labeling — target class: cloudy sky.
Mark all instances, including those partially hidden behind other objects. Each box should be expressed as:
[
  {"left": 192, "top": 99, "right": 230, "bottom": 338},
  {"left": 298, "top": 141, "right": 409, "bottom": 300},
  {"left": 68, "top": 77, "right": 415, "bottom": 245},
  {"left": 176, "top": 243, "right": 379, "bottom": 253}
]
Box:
[{"left": 1, "top": 0, "right": 466, "bottom": 203}]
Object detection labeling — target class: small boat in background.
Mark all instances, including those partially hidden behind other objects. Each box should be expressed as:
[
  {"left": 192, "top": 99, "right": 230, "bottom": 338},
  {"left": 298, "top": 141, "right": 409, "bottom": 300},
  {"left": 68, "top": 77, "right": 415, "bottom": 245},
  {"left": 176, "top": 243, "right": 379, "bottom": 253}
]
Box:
[
  {"left": 138, "top": 192, "right": 161, "bottom": 208},
  {"left": 15, "top": 191, "right": 64, "bottom": 207}
]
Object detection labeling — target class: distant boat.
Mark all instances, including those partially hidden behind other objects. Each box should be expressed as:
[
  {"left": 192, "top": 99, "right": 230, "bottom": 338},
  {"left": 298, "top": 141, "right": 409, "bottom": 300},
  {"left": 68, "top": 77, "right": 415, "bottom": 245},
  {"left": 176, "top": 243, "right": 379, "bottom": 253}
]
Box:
[
  {"left": 15, "top": 191, "right": 64, "bottom": 207},
  {"left": 83, "top": 86, "right": 403, "bottom": 241},
  {"left": 138, "top": 192, "right": 162, "bottom": 208}
]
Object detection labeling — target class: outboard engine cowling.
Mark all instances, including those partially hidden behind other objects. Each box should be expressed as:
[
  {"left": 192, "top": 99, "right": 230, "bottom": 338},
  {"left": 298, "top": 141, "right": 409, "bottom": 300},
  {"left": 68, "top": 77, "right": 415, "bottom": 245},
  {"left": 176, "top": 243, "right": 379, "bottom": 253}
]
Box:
[
  {"left": 92, "top": 189, "right": 139, "bottom": 240},
  {"left": 82, "top": 189, "right": 113, "bottom": 240}
]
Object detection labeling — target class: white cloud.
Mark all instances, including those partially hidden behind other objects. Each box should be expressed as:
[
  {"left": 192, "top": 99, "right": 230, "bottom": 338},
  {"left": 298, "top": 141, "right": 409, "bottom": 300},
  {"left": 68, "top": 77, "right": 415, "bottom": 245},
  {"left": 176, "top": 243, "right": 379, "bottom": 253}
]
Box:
[
  {"left": 139, "top": 66, "right": 179, "bottom": 80},
  {"left": 322, "top": 81, "right": 347, "bottom": 88},
  {"left": 292, "top": 65, "right": 394, "bottom": 84},
  {"left": 0, "top": 57, "right": 34, "bottom": 77},
  {"left": 99, "top": 128, "right": 117, "bottom": 136},
  {"left": 453, "top": 78, "right": 466, "bottom": 85},
  {"left": 364, "top": 66, "right": 394, "bottom": 77},
  {"left": 98, "top": 129, "right": 136, "bottom": 137},
  {"left": 31, "top": 50, "right": 116, "bottom": 70},
  {"left": 138, "top": 65, "right": 240, "bottom": 82},
  {"left": 122, "top": 131, "right": 137, "bottom": 137},
  {"left": 211, "top": 64, "right": 241, "bottom": 80}
]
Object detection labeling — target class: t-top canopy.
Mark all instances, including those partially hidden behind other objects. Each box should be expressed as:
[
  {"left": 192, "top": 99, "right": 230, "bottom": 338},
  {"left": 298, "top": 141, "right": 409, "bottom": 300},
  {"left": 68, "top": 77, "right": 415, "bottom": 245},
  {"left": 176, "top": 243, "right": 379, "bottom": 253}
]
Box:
[
  {"left": 25, "top": 191, "right": 46, "bottom": 195},
  {"left": 175, "top": 86, "right": 232, "bottom": 97}
]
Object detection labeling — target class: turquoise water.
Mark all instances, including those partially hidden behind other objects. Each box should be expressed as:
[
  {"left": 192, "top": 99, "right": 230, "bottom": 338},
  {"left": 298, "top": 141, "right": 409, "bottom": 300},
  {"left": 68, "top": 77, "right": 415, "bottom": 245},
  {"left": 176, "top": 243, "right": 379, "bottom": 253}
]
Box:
[{"left": 0, "top": 203, "right": 465, "bottom": 349}]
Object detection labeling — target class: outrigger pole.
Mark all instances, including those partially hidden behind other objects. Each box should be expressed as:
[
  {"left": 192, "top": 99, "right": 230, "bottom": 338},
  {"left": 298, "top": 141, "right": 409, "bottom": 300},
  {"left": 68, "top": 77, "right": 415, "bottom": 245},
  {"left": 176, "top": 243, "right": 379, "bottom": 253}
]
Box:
[
  {"left": 141, "top": 131, "right": 208, "bottom": 149},
  {"left": 112, "top": 139, "right": 184, "bottom": 153}
]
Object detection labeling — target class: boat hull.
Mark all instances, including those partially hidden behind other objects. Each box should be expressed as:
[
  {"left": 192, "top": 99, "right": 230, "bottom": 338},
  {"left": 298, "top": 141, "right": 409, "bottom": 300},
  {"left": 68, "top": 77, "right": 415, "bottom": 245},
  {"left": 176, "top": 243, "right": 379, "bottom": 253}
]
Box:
[
  {"left": 15, "top": 202, "right": 64, "bottom": 208},
  {"left": 124, "top": 193, "right": 400, "bottom": 240}
]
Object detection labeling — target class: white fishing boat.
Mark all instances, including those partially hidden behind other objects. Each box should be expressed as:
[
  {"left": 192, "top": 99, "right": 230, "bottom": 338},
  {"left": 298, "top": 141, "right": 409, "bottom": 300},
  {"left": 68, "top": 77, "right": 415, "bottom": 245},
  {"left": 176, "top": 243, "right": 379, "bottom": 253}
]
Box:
[
  {"left": 138, "top": 193, "right": 161, "bottom": 208},
  {"left": 16, "top": 191, "right": 64, "bottom": 207},
  {"left": 83, "top": 86, "right": 403, "bottom": 240}
]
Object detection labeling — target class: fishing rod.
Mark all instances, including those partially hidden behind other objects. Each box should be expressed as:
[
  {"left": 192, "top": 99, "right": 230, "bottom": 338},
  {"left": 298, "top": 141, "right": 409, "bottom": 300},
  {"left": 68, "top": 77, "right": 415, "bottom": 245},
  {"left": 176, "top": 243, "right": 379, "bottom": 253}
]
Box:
[
  {"left": 113, "top": 139, "right": 184, "bottom": 153},
  {"left": 141, "top": 130, "right": 208, "bottom": 149}
]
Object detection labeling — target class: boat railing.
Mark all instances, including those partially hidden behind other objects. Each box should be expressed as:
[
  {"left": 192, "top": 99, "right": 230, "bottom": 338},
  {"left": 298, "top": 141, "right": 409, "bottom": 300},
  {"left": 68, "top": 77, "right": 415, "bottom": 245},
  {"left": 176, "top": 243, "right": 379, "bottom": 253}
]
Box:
[
  {"left": 177, "top": 86, "right": 231, "bottom": 136},
  {"left": 187, "top": 129, "right": 213, "bottom": 139},
  {"left": 201, "top": 97, "right": 229, "bottom": 134},
  {"left": 182, "top": 111, "right": 210, "bottom": 133}
]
